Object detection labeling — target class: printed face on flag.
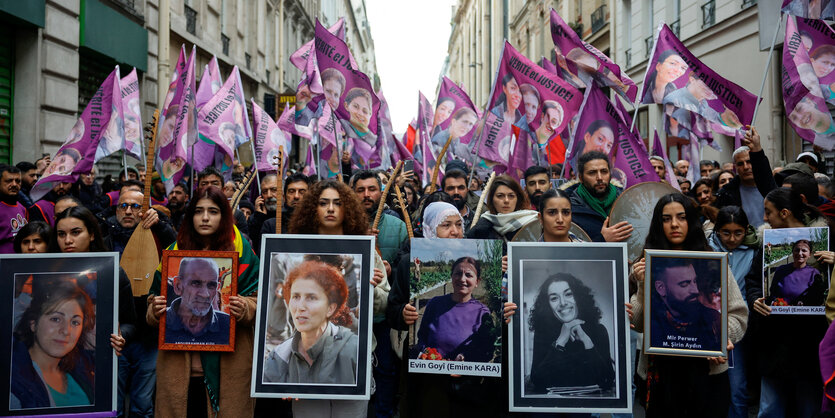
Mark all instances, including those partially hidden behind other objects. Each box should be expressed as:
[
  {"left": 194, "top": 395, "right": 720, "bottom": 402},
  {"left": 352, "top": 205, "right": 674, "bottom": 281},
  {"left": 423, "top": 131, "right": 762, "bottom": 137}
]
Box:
[
  {"left": 44, "top": 148, "right": 82, "bottom": 177},
  {"left": 430, "top": 77, "right": 481, "bottom": 160},
  {"left": 795, "top": 17, "right": 835, "bottom": 104},
  {"left": 782, "top": 0, "right": 835, "bottom": 20}
]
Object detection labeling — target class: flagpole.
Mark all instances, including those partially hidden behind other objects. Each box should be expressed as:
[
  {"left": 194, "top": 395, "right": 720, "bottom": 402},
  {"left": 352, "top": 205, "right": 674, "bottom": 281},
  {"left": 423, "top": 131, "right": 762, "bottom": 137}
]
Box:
[
  {"left": 630, "top": 23, "right": 665, "bottom": 133},
  {"left": 560, "top": 84, "right": 593, "bottom": 179},
  {"left": 751, "top": 13, "right": 784, "bottom": 126},
  {"left": 189, "top": 142, "right": 195, "bottom": 198},
  {"left": 122, "top": 151, "right": 128, "bottom": 179},
  {"left": 312, "top": 118, "right": 321, "bottom": 182},
  {"left": 247, "top": 133, "right": 262, "bottom": 196}
]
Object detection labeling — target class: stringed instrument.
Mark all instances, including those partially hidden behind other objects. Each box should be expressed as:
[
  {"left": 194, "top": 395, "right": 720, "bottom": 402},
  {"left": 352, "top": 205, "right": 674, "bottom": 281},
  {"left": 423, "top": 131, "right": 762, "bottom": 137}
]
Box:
[
  {"left": 121, "top": 110, "right": 162, "bottom": 297},
  {"left": 229, "top": 165, "right": 257, "bottom": 210}
]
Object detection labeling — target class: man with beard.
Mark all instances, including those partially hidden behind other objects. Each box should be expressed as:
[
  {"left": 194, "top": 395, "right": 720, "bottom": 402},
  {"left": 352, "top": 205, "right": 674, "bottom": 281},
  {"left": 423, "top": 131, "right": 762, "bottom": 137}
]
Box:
[
  {"left": 351, "top": 170, "right": 407, "bottom": 264},
  {"left": 441, "top": 168, "right": 478, "bottom": 230},
  {"left": 167, "top": 182, "right": 189, "bottom": 230},
  {"left": 15, "top": 161, "right": 38, "bottom": 207},
  {"left": 104, "top": 189, "right": 175, "bottom": 255},
  {"left": 650, "top": 259, "right": 721, "bottom": 352},
  {"left": 248, "top": 174, "right": 280, "bottom": 254},
  {"left": 523, "top": 165, "right": 551, "bottom": 209},
  {"left": 27, "top": 180, "right": 73, "bottom": 227},
  {"left": 260, "top": 172, "right": 311, "bottom": 240},
  {"left": 562, "top": 151, "right": 632, "bottom": 242},
  {"left": 0, "top": 165, "right": 26, "bottom": 253},
  {"left": 165, "top": 257, "right": 231, "bottom": 344}
]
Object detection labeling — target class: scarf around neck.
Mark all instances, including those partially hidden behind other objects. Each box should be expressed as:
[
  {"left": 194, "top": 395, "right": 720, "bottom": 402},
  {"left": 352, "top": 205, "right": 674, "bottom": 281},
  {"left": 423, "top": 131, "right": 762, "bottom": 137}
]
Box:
[{"left": 576, "top": 183, "right": 617, "bottom": 218}]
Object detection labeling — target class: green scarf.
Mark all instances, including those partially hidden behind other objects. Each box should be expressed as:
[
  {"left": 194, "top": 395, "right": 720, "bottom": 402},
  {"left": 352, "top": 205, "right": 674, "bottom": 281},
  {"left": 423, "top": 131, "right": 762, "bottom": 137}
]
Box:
[{"left": 576, "top": 183, "right": 618, "bottom": 218}]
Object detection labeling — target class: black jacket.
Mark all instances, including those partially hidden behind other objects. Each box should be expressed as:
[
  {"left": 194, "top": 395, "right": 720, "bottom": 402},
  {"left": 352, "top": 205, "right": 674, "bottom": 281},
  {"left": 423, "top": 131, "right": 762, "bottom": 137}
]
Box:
[
  {"left": 714, "top": 149, "right": 775, "bottom": 209},
  {"left": 563, "top": 181, "right": 623, "bottom": 243}
]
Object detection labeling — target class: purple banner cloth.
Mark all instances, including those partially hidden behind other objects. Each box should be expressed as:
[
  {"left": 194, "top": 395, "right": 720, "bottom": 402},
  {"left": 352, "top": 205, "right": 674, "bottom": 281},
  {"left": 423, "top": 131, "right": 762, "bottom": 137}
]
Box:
[
  {"left": 430, "top": 77, "right": 480, "bottom": 163},
  {"left": 479, "top": 41, "right": 583, "bottom": 167},
  {"left": 782, "top": 0, "right": 835, "bottom": 20},
  {"left": 417, "top": 92, "right": 438, "bottom": 185},
  {"left": 196, "top": 56, "right": 222, "bottom": 110},
  {"left": 113, "top": 68, "right": 141, "bottom": 161},
  {"left": 196, "top": 65, "right": 249, "bottom": 174},
  {"left": 32, "top": 67, "right": 121, "bottom": 202},
  {"left": 550, "top": 8, "right": 637, "bottom": 101},
  {"left": 252, "top": 99, "right": 291, "bottom": 172},
  {"left": 642, "top": 24, "right": 757, "bottom": 130},
  {"left": 289, "top": 18, "right": 352, "bottom": 71},
  {"left": 652, "top": 129, "right": 681, "bottom": 191},
  {"left": 156, "top": 46, "right": 197, "bottom": 191},
  {"left": 782, "top": 16, "right": 835, "bottom": 150}
]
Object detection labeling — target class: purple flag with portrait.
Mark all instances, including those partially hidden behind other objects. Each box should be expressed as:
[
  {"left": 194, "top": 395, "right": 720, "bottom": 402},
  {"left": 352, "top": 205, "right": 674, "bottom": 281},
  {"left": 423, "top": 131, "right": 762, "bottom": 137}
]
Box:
[
  {"left": 783, "top": 16, "right": 835, "bottom": 149},
  {"left": 311, "top": 20, "right": 381, "bottom": 169},
  {"left": 652, "top": 129, "right": 681, "bottom": 191},
  {"left": 196, "top": 56, "right": 223, "bottom": 110},
  {"left": 109, "top": 68, "right": 141, "bottom": 162},
  {"left": 430, "top": 77, "right": 480, "bottom": 163},
  {"left": 569, "top": 84, "right": 659, "bottom": 188},
  {"left": 550, "top": 9, "right": 637, "bottom": 101},
  {"left": 478, "top": 41, "right": 582, "bottom": 167},
  {"left": 417, "top": 92, "right": 438, "bottom": 185},
  {"left": 642, "top": 24, "right": 757, "bottom": 131},
  {"left": 32, "top": 67, "right": 122, "bottom": 201},
  {"left": 156, "top": 46, "right": 197, "bottom": 191},
  {"left": 197, "top": 66, "right": 250, "bottom": 165},
  {"left": 782, "top": 0, "right": 835, "bottom": 20},
  {"left": 289, "top": 18, "right": 353, "bottom": 71},
  {"left": 252, "top": 99, "right": 291, "bottom": 172}
]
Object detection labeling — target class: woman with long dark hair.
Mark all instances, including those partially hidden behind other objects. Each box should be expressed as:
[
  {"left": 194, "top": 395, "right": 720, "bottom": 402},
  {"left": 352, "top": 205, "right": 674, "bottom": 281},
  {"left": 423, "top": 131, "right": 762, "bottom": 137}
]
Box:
[
  {"left": 746, "top": 187, "right": 833, "bottom": 418},
  {"left": 147, "top": 186, "right": 260, "bottom": 418},
  {"left": 466, "top": 174, "right": 536, "bottom": 241},
  {"left": 627, "top": 193, "right": 748, "bottom": 417}
]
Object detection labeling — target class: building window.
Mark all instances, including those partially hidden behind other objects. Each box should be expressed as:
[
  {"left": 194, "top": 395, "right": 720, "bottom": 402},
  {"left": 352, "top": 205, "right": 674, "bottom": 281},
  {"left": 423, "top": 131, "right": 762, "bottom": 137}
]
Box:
[
  {"left": 671, "top": 19, "right": 680, "bottom": 37},
  {"left": 245, "top": 53, "right": 251, "bottom": 70},
  {"left": 702, "top": 0, "right": 716, "bottom": 29},
  {"left": 263, "top": 93, "right": 276, "bottom": 119},
  {"left": 645, "top": 35, "right": 654, "bottom": 59},
  {"left": 185, "top": 5, "right": 197, "bottom": 35},
  {"left": 266, "top": 69, "right": 270, "bottom": 85},
  {"left": 742, "top": 0, "right": 757, "bottom": 8},
  {"left": 221, "top": 34, "right": 230, "bottom": 56},
  {"left": 591, "top": 4, "right": 607, "bottom": 34},
  {"left": 625, "top": 48, "right": 632, "bottom": 68}
]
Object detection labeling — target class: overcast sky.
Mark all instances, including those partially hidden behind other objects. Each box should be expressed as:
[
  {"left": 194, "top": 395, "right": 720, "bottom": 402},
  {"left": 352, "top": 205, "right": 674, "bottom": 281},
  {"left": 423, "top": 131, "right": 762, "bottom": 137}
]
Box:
[{"left": 366, "top": 0, "right": 455, "bottom": 135}]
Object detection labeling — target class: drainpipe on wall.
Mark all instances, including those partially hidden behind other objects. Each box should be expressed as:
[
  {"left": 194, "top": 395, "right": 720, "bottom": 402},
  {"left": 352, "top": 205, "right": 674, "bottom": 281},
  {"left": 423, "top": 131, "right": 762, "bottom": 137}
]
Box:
[{"left": 158, "top": 0, "right": 170, "bottom": 111}]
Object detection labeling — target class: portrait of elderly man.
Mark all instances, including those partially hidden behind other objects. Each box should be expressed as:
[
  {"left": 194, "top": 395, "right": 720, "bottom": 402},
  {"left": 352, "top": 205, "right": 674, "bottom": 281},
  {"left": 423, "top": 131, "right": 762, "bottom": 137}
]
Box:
[
  {"left": 650, "top": 258, "right": 721, "bottom": 352},
  {"left": 165, "top": 257, "right": 231, "bottom": 345}
]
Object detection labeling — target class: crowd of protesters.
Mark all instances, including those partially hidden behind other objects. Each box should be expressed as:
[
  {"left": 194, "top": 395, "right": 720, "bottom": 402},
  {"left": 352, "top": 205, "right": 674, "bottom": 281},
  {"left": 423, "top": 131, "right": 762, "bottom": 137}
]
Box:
[{"left": 2, "top": 124, "right": 835, "bottom": 418}]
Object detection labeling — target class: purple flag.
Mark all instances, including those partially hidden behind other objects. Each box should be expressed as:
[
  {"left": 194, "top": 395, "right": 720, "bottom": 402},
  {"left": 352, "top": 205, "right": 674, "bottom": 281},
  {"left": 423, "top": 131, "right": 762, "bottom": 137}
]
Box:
[
  {"left": 652, "top": 129, "right": 681, "bottom": 191},
  {"left": 783, "top": 16, "right": 835, "bottom": 150},
  {"left": 110, "top": 68, "right": 141, "bottom": 161},
  {"left": 197, "top": 66, "right": 250, "bottom": 164},
  {"left": 376, "top": 89, "right": 395, "bottom": 170},
  {"left": 569, "top": 84, "right": 660, "bottom": 188},
  {"left": 32, "top": 67, "right": 122, "bottom": 201},
  {"left": 417, "top": 92, "right": 438, "bottom": 185},
  {"left": 550, "top": 9, "right": 637, "bottom": 101},
  {"left": 156, "top": 46, "right": 197, "bottom": 190},
  {"left": 478, "top": 41, "right": 583, "bottom": 167},
  {"left": 430, "top": 77, "right": 480, "bottom": 162},
  {"left": 252, "top": 99, "right": 291, "bottom": 172},
  {"left": 642, "top": 24, "right": 757, "bottom": 131},
  {"left": 311, "top": 20, "right": 381, "bottom": 169},
  {"left": 196, "top": 56, "right": 223, "bottom": 110},
  {"left": 782, "top": 0, "right": 835, "bottom": 19},
  {"left": 289, "top": 18, "right": 353, "bottom": 71},
  {"left": 303, "top": 142, "right": 317, "bottom": 177},
  {"left": 540, "top": 56, "right": 558, "bottom": 74}
]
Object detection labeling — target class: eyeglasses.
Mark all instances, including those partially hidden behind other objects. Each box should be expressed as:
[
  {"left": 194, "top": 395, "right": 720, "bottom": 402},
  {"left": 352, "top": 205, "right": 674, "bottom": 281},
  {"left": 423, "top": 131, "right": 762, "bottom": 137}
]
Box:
[
  {"left": 718, "top": 230, "right": 745, "bottom": 239},
  {"left": 117, "top": 203, "right": 142, "bottom": 211}
]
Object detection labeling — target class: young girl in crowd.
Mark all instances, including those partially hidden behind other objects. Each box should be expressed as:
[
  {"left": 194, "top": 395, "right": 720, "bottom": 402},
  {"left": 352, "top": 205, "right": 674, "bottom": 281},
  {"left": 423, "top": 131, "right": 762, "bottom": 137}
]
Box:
[
  {"left": 147, "top": 186, "right": 260, "bottom": 418},
  {"left": 14, "top": 221, "right": 50, "bottom": 253},
  {"left": 627, "top": 193, "right": 748, "bottom": 417}
]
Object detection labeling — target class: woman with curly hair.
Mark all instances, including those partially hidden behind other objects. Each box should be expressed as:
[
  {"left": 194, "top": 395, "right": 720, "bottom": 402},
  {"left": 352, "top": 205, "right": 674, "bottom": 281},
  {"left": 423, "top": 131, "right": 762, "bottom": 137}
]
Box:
[
  {"left": 287, "top": 180, "right": 388, "bottom": 417},
  {"left": 528, "top": 273, "right": 615, "bottom": 394},
  {"left": 147, "top": 186, "right": 260, "bottom": 418},
  {"left": 263, "top": 260, "right": 358, "bottom": 384}
]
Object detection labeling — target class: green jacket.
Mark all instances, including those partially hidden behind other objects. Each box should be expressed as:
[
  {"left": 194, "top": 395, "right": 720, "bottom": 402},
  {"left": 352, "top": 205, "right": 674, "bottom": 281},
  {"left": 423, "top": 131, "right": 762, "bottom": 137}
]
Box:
[{"left": 377, "top": 213, "right": 408, "bottom": 264}]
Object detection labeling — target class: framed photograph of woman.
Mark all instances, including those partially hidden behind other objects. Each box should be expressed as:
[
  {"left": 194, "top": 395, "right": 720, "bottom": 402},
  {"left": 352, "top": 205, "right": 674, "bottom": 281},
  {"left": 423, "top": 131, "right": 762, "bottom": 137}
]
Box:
[
  {"left": 762, "top": 227, "right": 830, "bottom": 314},
  {"left": 507, "top": 242, "right": 631, "bottom": 413},
  {"left": 644, "top": 250, "right": 728, "bottom": 358},
  {"left": 0, "top": 253, "right": 119, "bottom": 417},
  {"left": 159, "top": 250, "right": 239, "bottom": 351},
  {"left": 250, "top": 234, "right": 374, "bottom": 400},
  {"left": 407, "top": 238, "right": 504, "bottom": 377}
]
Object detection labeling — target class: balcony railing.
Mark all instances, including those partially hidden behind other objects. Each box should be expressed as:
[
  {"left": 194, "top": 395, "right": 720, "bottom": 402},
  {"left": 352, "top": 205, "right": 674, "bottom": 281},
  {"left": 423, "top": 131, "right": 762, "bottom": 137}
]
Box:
[
  {"left": 185, "top": 5, "right": 197, "bottom": 35},
  {"left": 645, "top": 35, "right": 654, "bottom": 59},
  {"left": 671, "top": 19, "right": 680, "bottom": 38},
  {"left": 625, "top": 48, "right": 632, "bottom": 68},
  {"left": 702, "top": 0, "right": 716, "bottom": 29},
  {"left": 591, "top": 4, "right": 607, "bottom": 34}
]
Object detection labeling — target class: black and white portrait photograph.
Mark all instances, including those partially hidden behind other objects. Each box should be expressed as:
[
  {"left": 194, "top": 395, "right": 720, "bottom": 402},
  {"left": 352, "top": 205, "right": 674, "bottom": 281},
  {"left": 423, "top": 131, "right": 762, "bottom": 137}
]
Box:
[
  {"left": 0, "top": 253, "right": 119, "bottom": 417},
  {"left": 507, "top": 242, "right": 631, "bottom": 413},
  {"left": 251, "top": 234, "right": 374, "bottom": 400},
  {"left": 644, "top": 250, "right": 728, "bottom": 358}
]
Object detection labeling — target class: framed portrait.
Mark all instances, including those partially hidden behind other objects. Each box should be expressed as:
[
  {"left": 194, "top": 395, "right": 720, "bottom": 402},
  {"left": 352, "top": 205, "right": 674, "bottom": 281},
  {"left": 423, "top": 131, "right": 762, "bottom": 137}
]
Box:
[
  {"left": 251, "top": 234, "right": 374, "bottom": 400},
  {"left": 159, "top": 250, "right": 239, "bottom": 352},
  {"left": 507, "top": 242, "right": 632, "bottom": 413},
  {"left": 0, "top": 253, "right": 119, "bottom": 417},
  {"left": 762, "top": 227, "right": 830, "bottom": 314},
  {"left": 407, "top": 238, "right": 504, "bottom": 377},
  {"left": 644, "top": 250, "right": 728, "bottom": 358}
]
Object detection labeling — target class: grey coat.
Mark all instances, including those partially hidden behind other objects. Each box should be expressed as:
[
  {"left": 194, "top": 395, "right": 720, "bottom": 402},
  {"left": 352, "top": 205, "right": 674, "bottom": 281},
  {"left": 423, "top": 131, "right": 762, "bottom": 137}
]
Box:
[{"left": 264, "top": 323, "right": 358, "bottom": 385}]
